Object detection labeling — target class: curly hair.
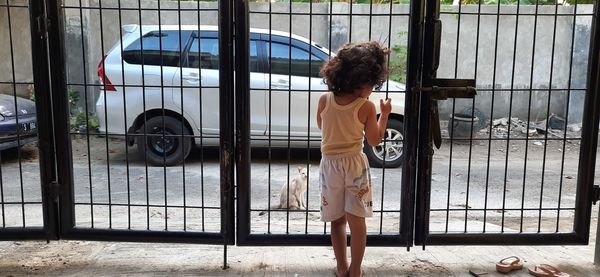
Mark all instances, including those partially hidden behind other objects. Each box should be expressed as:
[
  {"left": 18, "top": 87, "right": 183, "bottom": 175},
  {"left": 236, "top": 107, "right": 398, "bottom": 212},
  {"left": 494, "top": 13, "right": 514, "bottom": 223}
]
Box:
[{"left": 320, "top": 41, "right": 390, "bottom": 96}]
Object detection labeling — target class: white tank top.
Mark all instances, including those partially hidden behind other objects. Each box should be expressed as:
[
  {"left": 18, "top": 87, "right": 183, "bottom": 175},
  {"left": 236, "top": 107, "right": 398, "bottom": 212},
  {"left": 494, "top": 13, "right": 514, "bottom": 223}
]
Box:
[{"left": 320, "top": 92, "right": 368, "bottom": 155}]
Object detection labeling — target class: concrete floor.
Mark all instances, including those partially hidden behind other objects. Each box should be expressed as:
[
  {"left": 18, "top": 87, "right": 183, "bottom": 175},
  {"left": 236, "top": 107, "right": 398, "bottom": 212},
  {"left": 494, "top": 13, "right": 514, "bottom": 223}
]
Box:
[{"left": 0, "top": 209, "right": 599, "bottom": 276}]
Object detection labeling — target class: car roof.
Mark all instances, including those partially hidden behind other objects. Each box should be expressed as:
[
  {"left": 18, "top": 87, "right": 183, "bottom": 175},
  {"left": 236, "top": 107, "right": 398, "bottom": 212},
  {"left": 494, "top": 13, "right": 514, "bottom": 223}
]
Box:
[{"left": 126, "top": 24, "right": 329, "bottom": 53}]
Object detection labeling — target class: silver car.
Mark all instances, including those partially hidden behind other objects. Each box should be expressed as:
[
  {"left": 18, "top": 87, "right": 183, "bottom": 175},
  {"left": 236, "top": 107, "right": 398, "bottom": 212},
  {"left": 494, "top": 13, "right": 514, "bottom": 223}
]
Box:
[{"left": 97, "top": 25, "right": 406, "bottom": 167}]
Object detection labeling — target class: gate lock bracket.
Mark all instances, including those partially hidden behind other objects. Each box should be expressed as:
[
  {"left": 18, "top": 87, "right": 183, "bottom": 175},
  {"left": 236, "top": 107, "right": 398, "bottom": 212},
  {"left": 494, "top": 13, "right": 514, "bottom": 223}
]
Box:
[
  {"left": 412, "top": 79, "right": 477, "bottom": 100},
  {"left": 412, "top": 79, "right": 477, "bottom": 149},
  {"left": 593, "top": 185, "right": 600, "bottom": 205}
]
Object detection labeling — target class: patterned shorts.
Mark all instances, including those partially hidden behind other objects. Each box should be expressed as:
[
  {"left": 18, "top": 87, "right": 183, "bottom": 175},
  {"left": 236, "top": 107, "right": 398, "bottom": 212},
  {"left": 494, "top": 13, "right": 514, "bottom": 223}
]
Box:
[{"left": 319, "top": 152, "right": 373, "bottom": 222}]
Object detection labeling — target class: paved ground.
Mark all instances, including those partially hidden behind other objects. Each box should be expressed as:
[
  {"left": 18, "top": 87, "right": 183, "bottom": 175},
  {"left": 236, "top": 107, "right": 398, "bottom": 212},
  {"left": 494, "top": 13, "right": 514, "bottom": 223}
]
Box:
[
  {"left": 0, "top": 132, "right": 599, "bottom": 276},
  {"left": 0, "top": 215, "right": 599, "bottom": 276}
]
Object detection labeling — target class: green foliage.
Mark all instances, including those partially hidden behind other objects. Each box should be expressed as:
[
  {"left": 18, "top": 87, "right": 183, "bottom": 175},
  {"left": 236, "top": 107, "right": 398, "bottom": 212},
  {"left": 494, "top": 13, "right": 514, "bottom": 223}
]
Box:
[
  {"left": 388, "top": 32, "right": 408, "bottom": 84},
  {"left": 68, "top": 90, "right": 80, "bottom": 106},
  {"left": 70, "top": 112, "right": 99, "bottom": 132}
]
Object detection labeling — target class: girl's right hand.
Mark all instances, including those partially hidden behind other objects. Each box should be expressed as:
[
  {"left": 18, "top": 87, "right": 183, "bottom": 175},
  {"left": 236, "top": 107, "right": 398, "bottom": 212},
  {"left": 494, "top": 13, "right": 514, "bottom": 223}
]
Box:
[{"left": 380, "top": 98, "right": 392, "bottom": 116}]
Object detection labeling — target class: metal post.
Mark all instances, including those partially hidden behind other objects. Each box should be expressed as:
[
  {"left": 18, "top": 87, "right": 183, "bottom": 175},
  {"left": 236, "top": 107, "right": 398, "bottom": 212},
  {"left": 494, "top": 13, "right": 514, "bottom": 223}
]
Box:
[
  {"left": 401, "top": 0, "right": 426, "bottom": 250},
  {"left": 582, "top": 1, "right": 600, "bottom": 264},
  {"left": 234, "top": 0, "right": 250, "bottom": 245},
  {"left": 576, "top": 0, "right": 600, "bottom": 249},
  {"left": 28, "top": 0, "right": 59, "bottom": 241},
  {"left": 45, "top": 0, "right": 76, "bottom": 237},
  {"left": 219, "top": 0, "right": 235, "bottom": 246}
]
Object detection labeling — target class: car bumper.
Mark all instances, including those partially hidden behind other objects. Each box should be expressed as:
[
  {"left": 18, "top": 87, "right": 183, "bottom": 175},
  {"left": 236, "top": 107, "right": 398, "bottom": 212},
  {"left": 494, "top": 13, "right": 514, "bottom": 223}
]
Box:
[
  {"left": 0, "top": 115, "right": 38, "bottom": 150},
  {"left": 0, "top": 134, "right": 37, "bottom": 151}
]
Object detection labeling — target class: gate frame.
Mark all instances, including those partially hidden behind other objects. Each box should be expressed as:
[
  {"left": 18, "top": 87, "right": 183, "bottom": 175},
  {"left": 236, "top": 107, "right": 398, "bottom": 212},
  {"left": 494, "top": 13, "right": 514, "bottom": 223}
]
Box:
[
  {"left": 235, "top": 0, "right": 424, "bottom": 247},
  {"left": 39, "top": 0, "right": 234, "bottom": 245},
  {"left": 4, "top": 0, "right": 598, "bottom": 251},
  {"left": 0, "top": 0, "right": 59, "bottom": 242}
]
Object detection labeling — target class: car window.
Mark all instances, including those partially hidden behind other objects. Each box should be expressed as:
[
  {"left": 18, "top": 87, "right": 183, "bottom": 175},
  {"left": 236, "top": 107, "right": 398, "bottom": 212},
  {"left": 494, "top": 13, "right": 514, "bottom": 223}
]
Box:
[
  {"left": 266, "top": 42, "right": 323, "bottom": 78},
  {"left": 187, "top": 38, "right": 259, "bottom": 71},
  {"left": 123, "top": 30, "right": 184, "bottom": 67}
]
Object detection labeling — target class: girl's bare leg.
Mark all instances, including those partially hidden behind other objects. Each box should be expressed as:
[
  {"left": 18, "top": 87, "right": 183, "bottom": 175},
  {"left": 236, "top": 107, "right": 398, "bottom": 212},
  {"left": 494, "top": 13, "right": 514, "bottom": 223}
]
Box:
[
  {"left": 331, "top": 215, "right": 348, "bottom": 276},
  {"left": 346, "top": 213, "right": 366, "bottom": 277}
]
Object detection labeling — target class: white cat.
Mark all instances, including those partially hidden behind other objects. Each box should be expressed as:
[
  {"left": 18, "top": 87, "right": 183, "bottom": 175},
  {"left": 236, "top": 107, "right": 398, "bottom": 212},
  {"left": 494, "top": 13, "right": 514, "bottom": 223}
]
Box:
[{"left": 278, "top": 166, "right": 309, "bottom": 210}]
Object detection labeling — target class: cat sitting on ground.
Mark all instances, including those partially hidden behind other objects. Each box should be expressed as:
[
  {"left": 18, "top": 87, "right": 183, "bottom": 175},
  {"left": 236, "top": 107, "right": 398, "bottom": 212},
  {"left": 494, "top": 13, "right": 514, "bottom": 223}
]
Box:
[{"left": 278, "top": 166, "right": 309, "bottom": 210}]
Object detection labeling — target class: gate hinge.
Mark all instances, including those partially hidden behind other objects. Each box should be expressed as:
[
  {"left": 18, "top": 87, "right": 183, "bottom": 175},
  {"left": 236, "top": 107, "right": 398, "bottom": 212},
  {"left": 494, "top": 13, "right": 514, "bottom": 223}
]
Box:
[{"left": 593, "top": 185, "right": 600, "bottom": 204}]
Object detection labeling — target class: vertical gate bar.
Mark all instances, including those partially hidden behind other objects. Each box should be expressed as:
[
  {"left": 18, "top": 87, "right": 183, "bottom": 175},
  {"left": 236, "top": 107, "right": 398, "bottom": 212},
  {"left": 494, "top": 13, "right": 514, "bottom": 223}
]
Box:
[
  {"left": 235, "top": 0, "right": 250, "bottom": 243},
  {"left": 6, "top": 0, "right": 26, "bottom": 228},
  {"left": 221, "top": 0, "right": 236, "bottom": 245},
  {"left": 557, "top": 0, "right": 579, "bottom": 233},
  {"left": 157, "top": 0, "right": 168, "bottom": 231},
  {"left": 445, "top": 0, "right": 463, "bottom": 234},
  {"left": 325, "top": 0, "right": 334, "bottom": 235},
  {"left": 116, "top": 0, "right": 132, "bottom": 230},
  {"left": 483, "top": 0, "right": 503, "bottom": 232},
  {"left": 520, "top": 0, "right": 541, "bottom": 233},
  {"left": 176, "top": 0, "right": 187, "bottom": 232},
  {"left": 501, "top": 0, "right": 522, "bottom": 232},
  {"left": 415, "top": 0, "right": 441, "bottom": 246},
  {"left": 0, "top": 2, "right": 6, "bottom": 229},
  {"left": 97, "top": 0, "right": 112, "bottom": 229},
  {"left": 46, "top": 0, "right": 75, "bottom": 235},
  {"left": 388, "top": 0, "right": 396, "bottom": 237},
  {"left": 537, "top": 3, "right": 560, "bottom": 233},
  {"left": 136, "top": 0, "right": 151, "bottom": 231},
  {"left": 463, "top": 0, "right": 483, "bottom": 233},
  {"left": 576, "top": 0, "right": 600, "bottom": 244},
  {"left": 78, "top": 0, "right": 95, "bottom": 229},
  {"left": 378, "top": 0, "right": 393, "bottom": 234},
  {"left": 267, "top": 0, "right": 273, "bottom": 235},
  {"left": 28, "top": 0, "right": 59, "bottom": 239},
  {"left": 403, "top": 0, "right": 425, "bottom": 247},
  {"left": 368, "top": 0, "right": 372, "bottom": 41},
  {"left": 305, "top": 0, "right": 314, "bottom": 234},
  {"left": 197, "top": 0, "right": 206, "bottom": 233},
  {"left": 286, "top": 0, "right": 292, "bottom": 235}
]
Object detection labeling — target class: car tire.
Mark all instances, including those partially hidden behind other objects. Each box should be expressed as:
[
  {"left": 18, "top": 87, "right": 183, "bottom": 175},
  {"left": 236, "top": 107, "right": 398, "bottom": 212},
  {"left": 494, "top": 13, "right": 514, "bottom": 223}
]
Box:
[
  {"left": 363, "top": 118, "right": 404, "bottom": 168},
  {"left": 136, "top": 116, "right": 192, "bottom": 166}
]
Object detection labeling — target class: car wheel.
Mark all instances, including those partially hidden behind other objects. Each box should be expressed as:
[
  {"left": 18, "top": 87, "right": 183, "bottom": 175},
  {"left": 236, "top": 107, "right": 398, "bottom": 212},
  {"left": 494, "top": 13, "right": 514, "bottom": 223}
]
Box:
[
  {"left": 136, "top": 116, "right": 192, "bottom": 166},
  {"left": 363, "top": 118, "right": 404, "bottom": 168}
]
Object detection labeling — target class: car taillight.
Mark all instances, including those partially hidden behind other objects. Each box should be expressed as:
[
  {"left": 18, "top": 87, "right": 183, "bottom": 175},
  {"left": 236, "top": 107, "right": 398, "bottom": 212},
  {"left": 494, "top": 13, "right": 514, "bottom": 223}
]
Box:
[{"left": 98, "top": 55, "right": 116, "bottom": 91}]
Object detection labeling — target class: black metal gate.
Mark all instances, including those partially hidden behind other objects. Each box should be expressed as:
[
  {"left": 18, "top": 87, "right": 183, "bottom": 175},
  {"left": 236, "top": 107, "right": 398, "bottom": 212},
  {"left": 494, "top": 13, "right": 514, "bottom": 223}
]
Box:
[
  {"left": 413, "top": 0, "right": 600, "bottom": 246},
  {"left": 1, "top": 0, "right": 599, "bottom": 254}
]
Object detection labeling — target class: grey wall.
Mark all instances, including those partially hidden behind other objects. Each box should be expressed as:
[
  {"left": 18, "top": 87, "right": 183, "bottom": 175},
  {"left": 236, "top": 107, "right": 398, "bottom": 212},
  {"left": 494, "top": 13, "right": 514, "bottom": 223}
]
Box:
[
  {"left": 2, "top": 0, "right": 595, "bottom": 123},
  {"left": 0, "top": 1, "right": 33, "bottom": 98}
]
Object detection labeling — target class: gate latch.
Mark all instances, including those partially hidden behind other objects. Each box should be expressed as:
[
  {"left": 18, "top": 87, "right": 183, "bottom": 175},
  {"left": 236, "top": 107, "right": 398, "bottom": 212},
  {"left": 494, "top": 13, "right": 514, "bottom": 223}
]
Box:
[
  {"left": 593, "top": 185, "right": 600, "bottom": 205},
  {"left": 412, "top": 79, "right": 477, "bottom": 149},
  {"left": 412, "top": 78, "right": 477, "bottom": 100}
]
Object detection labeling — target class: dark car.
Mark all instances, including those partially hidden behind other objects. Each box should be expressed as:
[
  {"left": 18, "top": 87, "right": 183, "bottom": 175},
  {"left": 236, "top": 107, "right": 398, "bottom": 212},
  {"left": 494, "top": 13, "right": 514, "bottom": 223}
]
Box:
[{"left": 0, "top": 94, "right": 37, "bottom": 150}]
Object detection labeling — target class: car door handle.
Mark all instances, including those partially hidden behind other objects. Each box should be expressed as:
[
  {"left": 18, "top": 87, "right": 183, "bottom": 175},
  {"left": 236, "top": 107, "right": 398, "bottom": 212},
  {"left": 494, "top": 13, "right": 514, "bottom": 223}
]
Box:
[
  {"left": 183, "top": 75, "right": 201, "bottom": 83},
  {"left": 271, "top": 79, "right": 289, "bottom": 89}
]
